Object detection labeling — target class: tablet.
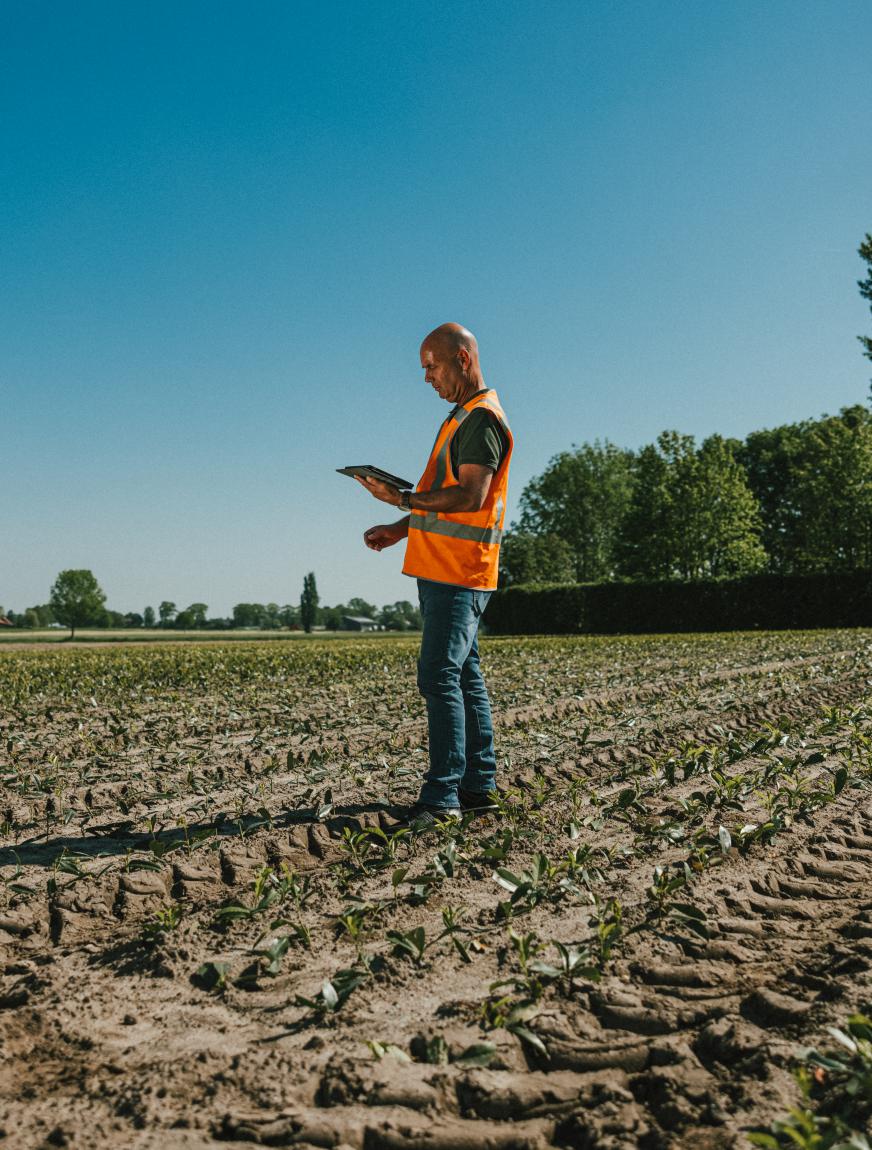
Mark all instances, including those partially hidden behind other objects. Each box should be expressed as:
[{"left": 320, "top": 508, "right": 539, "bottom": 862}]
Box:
[{"left": 337, "top": 465, "right": 413, "bottom": 490}]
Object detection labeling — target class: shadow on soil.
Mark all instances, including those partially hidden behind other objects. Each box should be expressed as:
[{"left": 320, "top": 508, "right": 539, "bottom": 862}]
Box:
[{"left": 0, "top": 801, "right": 400, "bottom": 870}]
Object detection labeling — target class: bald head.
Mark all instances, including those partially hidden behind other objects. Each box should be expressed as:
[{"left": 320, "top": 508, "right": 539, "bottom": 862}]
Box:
[
  {"left": 420, "top": 322, "right": 485, "bottom": 406},
  {"left": 421, "top": 322, "right": 479, "bottom": 361}
]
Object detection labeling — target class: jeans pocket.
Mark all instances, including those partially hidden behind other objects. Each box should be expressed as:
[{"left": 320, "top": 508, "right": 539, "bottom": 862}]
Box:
[{"left": 472, "top": 590, "right": 491, "bottom": 618}]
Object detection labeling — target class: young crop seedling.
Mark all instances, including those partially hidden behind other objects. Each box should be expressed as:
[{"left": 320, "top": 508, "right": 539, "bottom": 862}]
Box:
[
  {"left": 480, "top": 994, "right": 548, "bottom": 1059},
  {"left": 493, "top": 852, "right": 561, "bottom": 918},
  {"left": 640, "top": 865, "right": 709, "bottom": 940},
  {"left": 367, "top": 1040, "right": 412, "bottom": 1064},
  {"left": 387, "top": 905, "right": 471, "bottom": 966},
  {"left": 295, "top": 962, "right": 371, "bottom": 1018},
  {"left": 213, "top": 864, "right": 300, "bottom": 928},
  {"left": 438, "top": 905, "right": 473, "bottom": 962},
  {"left": 193, "top": 961, "right": 231, "bottom": 993},
  {"left": 560, "top": 842, "right": 605, "bottom": 890},
  {"left": 387, "top": 924, "right": 428, "bottom": 965},
  {"left": 588, "top": 895, "right": 623, "bottom": 966},
  {"left": 252, "top": 933, "right": 293, "bottom": 976},
  {"left": 749, "top": 1013, "right": 872, "bottom": 1149},
  {"left": 335, "top": 899, "right": 381, "bottom": 960},
  {"left": 477, "top": 828, "right": 514, "bottom": 863},
  {"left": 490, "top": 930, "right": 553, "bottom": 1003}
]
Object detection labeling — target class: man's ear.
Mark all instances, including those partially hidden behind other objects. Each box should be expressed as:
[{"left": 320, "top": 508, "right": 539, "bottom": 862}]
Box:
[{"left": 457, "top": 347, "right": 471, "bottom": 374}]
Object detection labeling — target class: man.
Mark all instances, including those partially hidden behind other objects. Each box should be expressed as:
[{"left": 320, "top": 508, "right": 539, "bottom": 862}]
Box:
[{"left": 356, "top": 323, "right": 513, "bottom": 831}]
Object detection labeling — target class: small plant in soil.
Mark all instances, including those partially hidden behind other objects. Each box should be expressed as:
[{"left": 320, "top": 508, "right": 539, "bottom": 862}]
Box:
[
  {"left": 295, "top": 961, "right": 371, "bottom": 1017},
  {"left": 143, "top": 902, "right": 183, "bottom": 938},
  {"left": 749, "top": 1013, "right": 872, "bottom": 1148},
  {"left": 213, "top": 864, "right": 306, "bottom": 928}
]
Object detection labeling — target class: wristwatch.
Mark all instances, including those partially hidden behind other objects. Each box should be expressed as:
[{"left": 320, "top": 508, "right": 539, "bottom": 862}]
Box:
[{"left": 399, "top": 490, "right": 412, "bottom": 512}]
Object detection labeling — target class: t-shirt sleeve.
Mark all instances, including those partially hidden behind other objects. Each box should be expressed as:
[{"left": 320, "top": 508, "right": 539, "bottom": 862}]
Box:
[{"left": 453, "top": 409, "right": 507, "bottom": 471}]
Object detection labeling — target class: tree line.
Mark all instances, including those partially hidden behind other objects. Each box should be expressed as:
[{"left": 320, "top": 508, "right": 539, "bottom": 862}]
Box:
[
  {"left": 501, "top": 235, "right": 872, "bottom": 587},
  {"left": 2, "top": 570, "right": 421, "bottom": 638}
]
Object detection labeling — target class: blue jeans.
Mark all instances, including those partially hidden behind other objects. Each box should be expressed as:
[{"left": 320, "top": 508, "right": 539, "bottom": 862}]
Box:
[{"left": 416, "top": 579, "right": 497, "bottom": 810}]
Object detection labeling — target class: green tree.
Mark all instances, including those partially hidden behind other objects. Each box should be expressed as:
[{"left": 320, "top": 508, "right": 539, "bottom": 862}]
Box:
[
  {"left": 143, "top": 606, "right": 156, "bottom": 628},
  {"left": 737, "top": 423, "right": 806, "bottom": 572},
  {"left": 159, "top": 601, "right": 177, "bottom": 628},
  {"left": 498, "top": 531, "right": 576, "bottom": 587},
  {"left": 740, "top": 406, "right": 872, "bottom": 572},
  {"left": 322, "top": 604, "right": 345, "bottom": 631},
  {"left": 346, "top": 597, "right": 377, "bottom": 619},
  {"left": 379, "top": 600, "right": 423, "bottom": 629},
  {"left": 618, "top": 432, "right": 767, "bottom": 580},
  {"left": 49, "top": 569, "right": 107, "bottom": 639},
  {"left": 22, "top": 604, "right": 56, "bottom": 627},
  {"left": 858, "top": 232, "right": 872, "bottom": 386},
  {"left": 517, "top": 441, "right": 635, "bottom": 581},
  {"left": 300, "top": 572, "right": 319, "bottom": 633},
  {"left": 278, "top": 603, "right": 298, "bottom": 628},
  {"left": 789, "top": 407, "right": 872, "bottom": 570},
  {"left": 175, "top": 603, "right": 208, "bottom": 628},
  {"left": 232, "top": 603, "right": 267, "bottom": 628}
]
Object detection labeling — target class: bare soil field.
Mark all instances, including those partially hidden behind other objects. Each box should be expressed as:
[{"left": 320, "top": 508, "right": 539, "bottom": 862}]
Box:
[{"left": 1, "top": 631, "right": 871, "bottom": 1149}]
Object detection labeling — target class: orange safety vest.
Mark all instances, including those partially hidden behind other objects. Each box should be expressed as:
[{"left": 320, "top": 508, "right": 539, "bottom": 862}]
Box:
[{"left": 402, "top": 389, "right": 513, "bottom": 590}]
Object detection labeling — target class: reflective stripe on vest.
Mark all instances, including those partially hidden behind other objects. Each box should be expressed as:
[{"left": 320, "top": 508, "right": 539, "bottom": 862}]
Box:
[
  {"left": 409, "top": 513, "right": 504, "bottom": 546},
  {"left": 401, "top": 389, "right": 513, "bottom": 591}
]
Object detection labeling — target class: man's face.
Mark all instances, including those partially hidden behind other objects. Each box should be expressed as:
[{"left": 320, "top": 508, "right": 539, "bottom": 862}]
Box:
[{"left": 420, "top": 342, "right": 467, "bottom": 404}]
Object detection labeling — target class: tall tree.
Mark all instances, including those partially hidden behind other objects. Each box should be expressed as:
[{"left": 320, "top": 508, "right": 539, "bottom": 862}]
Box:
[
  {"left": 858, "top": 232, "right": 872, "bottom": 389},
  {"left": 378, "top": 600, "right": 423, "bottom": 630},
  {"left": 175, "top": 603, "right": 208, "bottom": 628},
  {"left": 232, "top": 603, "right": 267, "bottom": 628},
  {"left": 789, "top": 406, "right": 872, "bottom": 570},
  {"left": 278, "top": 604, "right": 299, "bottom": 628},
  {"left": 517, "top": 441, "right": 635, "bottom": 581},
  {"left": 158, "top": 601, "right": 177, "bottom": 628},
  {"left": 300, "top": 572, "right": 319, "bottom": 633},
  {"left": 143, "top": 605, "right": 156, "bottom": 628},
  {"left": 740, "top": 407, "right": 872, "bottom": 572},
  {"left": 614, "top": 438, "right": 674, "bottom": 579},
  {"left": 737, "top": 423, "right": 807, "bottom": 573},
  {"left": 49, "top": 569, "right": 107, "bottom": 639},
  {"left": 346, "top": 597, "right": 377, "bottom": 619},
  {"left": 499, "top": 531, "right": 576, "bottom": 587},
  {"left": 618, "top": 432, "right": 766, "bottom": 580},
  {"left": 321, "top": 604, "right": 345, "bottom": 631}
]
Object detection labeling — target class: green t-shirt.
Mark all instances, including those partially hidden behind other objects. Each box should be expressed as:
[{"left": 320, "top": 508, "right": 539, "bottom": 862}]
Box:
[{"left": 449, "top": 394, "right": 509, "bottom": 474}]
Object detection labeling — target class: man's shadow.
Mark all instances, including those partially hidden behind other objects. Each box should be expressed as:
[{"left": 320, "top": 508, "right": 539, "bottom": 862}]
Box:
[{"left": 0, "top": 800, "right": 401, "bottom": 870}]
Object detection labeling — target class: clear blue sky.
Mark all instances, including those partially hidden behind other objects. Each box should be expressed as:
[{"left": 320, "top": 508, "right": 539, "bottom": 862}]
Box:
[{"left": 3, "top": 1, "right": 871, "bottom": 616}]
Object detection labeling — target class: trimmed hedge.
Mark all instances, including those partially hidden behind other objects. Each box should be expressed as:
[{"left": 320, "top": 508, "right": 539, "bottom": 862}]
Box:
[{"left": 485, "top": 570, "right": 872, "bottom": 635}]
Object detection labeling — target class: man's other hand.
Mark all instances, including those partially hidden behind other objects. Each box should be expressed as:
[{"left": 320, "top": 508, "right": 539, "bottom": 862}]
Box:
[
  {"left": 355, "top": 475, "right": 402, "bottom": 506},
  {"left": 364, "top": 523, "right": 406, "bottom": 551}
]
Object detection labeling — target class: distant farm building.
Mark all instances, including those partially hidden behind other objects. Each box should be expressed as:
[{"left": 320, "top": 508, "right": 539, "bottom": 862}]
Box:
[
  {"left": 0, "top": 617, "right": 12, "bottom": 627},
  {"left": 342, "top": 615, "right": 380, "bottom": 632}
]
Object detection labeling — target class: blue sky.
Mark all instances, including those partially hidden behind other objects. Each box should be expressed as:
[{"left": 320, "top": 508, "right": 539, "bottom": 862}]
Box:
[{"left": 3, "top": 1, "right": 871, "bottom": 616}]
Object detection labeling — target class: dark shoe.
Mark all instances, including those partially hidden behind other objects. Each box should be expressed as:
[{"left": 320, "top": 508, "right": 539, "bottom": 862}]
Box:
[
  {"left": 401, "top": 802, "right": 461, "bottom": 834},
  {"left": 458, "top": 787, "right": 500, "bottom": 814}
]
